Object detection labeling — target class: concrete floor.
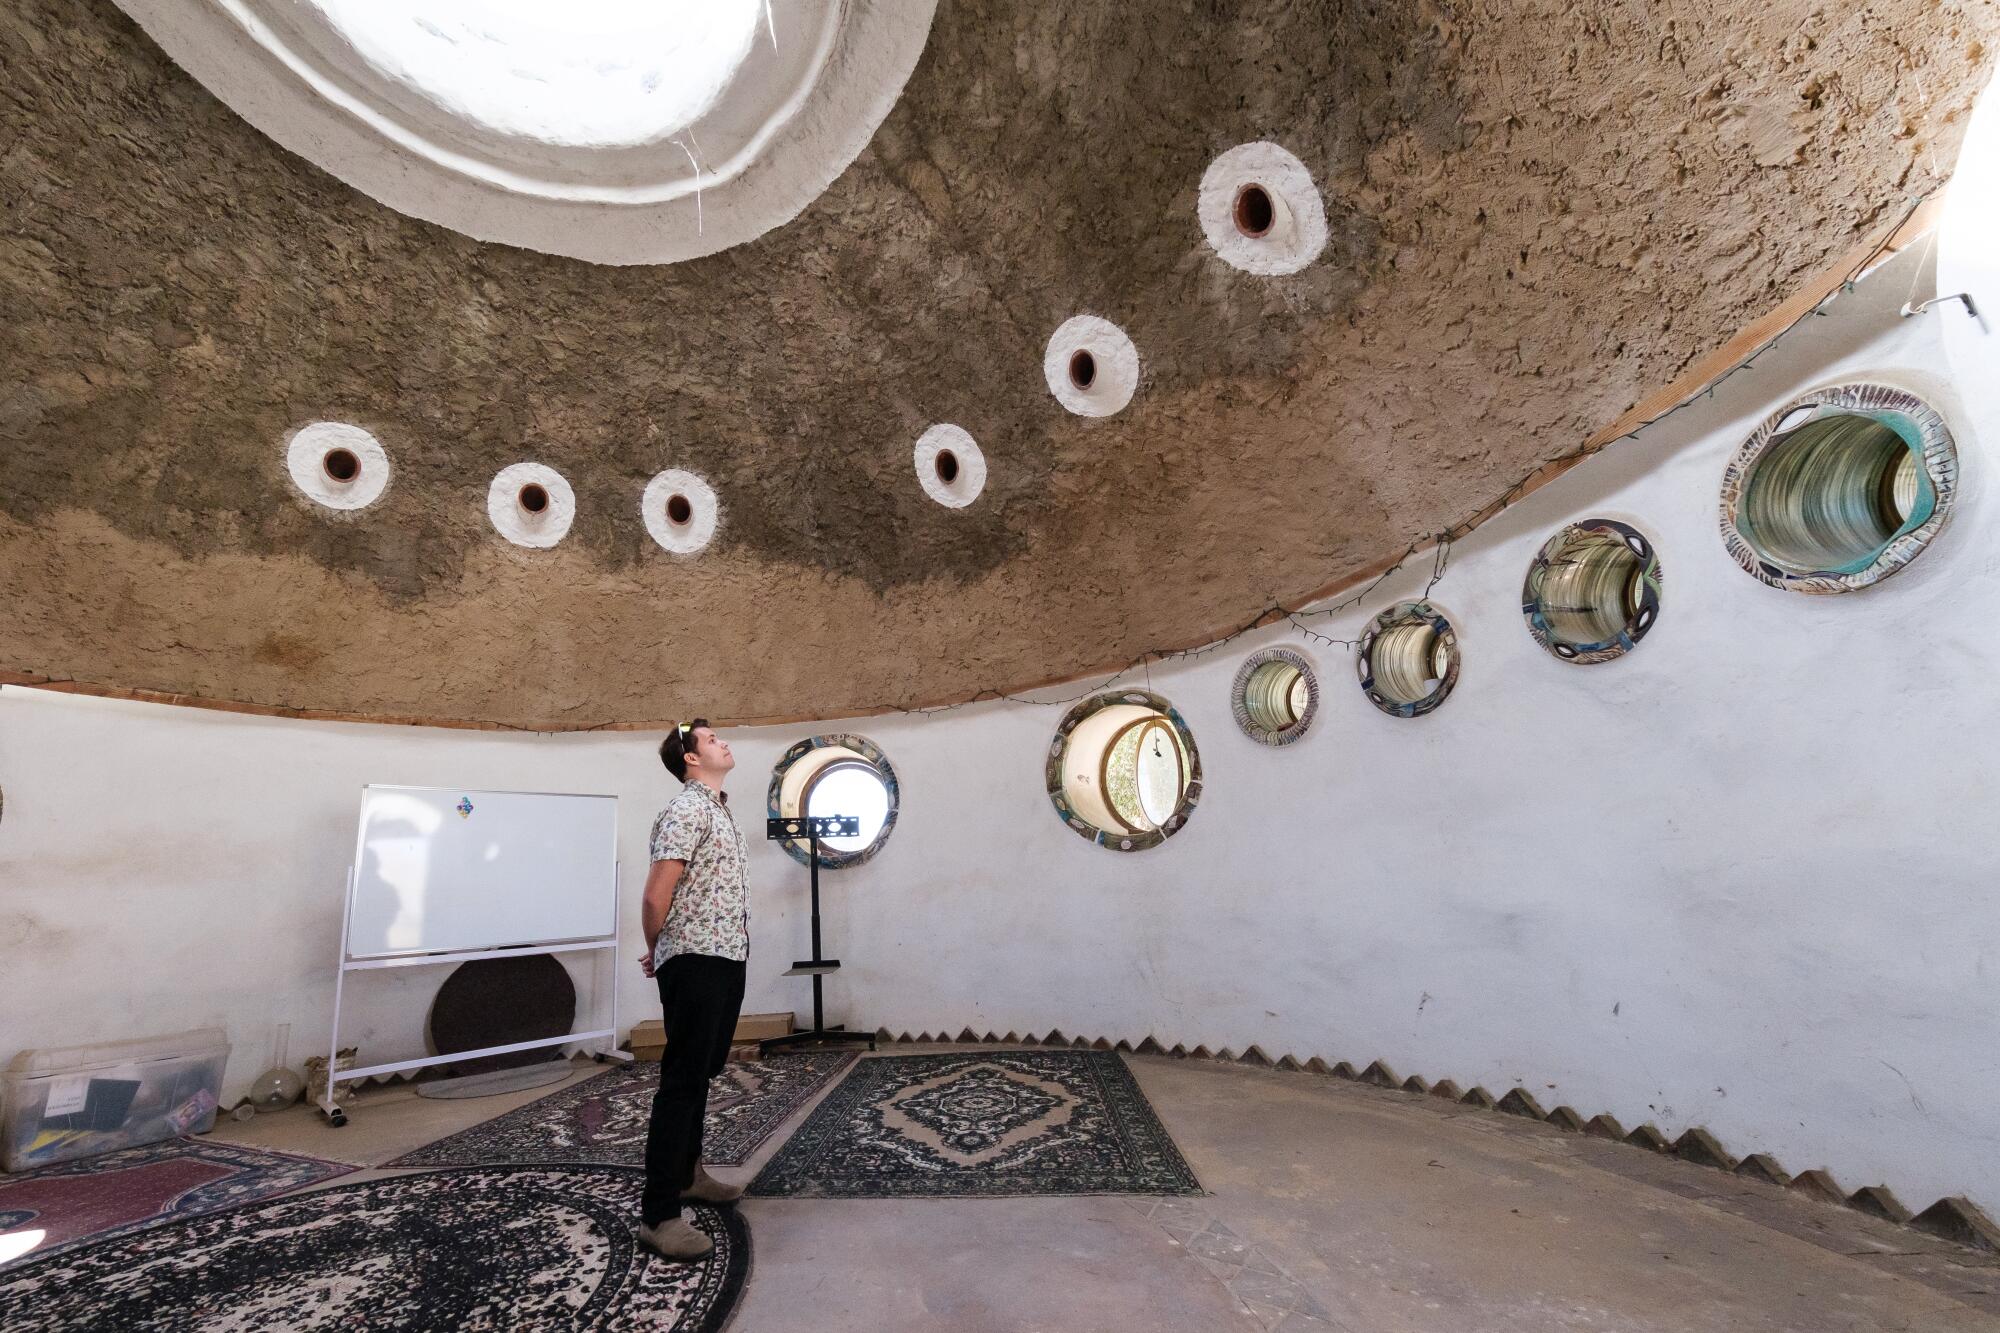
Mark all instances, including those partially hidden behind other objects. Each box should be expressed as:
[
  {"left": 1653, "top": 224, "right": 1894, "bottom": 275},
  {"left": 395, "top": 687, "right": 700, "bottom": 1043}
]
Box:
[{"left": 213, "top": 1048, "right": 2000, "bottom": 1332}]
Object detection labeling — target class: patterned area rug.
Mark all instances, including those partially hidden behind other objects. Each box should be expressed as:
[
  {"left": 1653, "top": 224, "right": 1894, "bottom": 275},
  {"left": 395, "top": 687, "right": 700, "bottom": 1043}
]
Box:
[
  {"left": 0, "top": 1165, "right": 747, "bottom": 1332},
  {"left": 0, "top": 1137, "right": 351, "bottom": 1270},
  {"left": 748, "top": 1050, "right": 1202, "bottom": 1199},
  {"left": 391, "top": 1051, "right": 856, "bottom": 1170}
]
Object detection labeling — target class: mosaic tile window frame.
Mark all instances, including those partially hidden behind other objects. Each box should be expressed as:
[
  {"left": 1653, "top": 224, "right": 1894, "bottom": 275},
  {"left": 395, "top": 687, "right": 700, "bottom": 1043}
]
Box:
[
  {"left": 1229, "top": 647, "right": 1320, "bottom": 745},
  {"left": 1356, "top": 600, "right": 1461, "bottom": 719},
  {"left": 1521, "top": 518, "right": 1663, "bottom": 665},
  {"left": 768, "top": 732, "right": 901, "bottom": 869},
  {"left": 1045, "top": 690, "right": 1203, "bottom": 853},
  {"left": 1719, "top": 382, "right": 1958, "bottom": 595}
]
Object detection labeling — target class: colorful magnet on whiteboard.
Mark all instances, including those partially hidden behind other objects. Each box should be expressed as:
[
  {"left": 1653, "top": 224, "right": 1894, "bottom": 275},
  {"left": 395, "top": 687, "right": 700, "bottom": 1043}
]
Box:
[{"left": 457, "top": 797, "right": 474, "bottom": 819}]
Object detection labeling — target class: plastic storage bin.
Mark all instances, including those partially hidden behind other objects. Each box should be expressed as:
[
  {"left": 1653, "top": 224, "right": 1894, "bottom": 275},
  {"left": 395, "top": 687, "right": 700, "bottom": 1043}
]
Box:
[{"left": 3, "top": 1028, "right": 230, "bottom": 1172}]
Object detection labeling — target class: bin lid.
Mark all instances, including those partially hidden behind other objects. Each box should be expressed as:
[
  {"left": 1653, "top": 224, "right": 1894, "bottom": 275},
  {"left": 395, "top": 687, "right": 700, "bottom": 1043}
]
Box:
[{"left": 7, "top": 1028, "right": 231, "bottom": 1076}]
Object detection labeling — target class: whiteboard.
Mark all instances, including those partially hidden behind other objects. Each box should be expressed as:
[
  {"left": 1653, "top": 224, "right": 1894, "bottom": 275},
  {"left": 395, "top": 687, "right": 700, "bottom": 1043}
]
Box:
[{"left": 346, "top": 786, "right": 618, "bottom": 959}]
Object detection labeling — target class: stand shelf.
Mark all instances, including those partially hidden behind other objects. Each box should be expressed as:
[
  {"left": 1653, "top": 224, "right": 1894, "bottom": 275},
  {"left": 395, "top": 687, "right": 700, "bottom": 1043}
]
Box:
[{"left": 764, "top": 817, "right": 876, "bottom": 1054}]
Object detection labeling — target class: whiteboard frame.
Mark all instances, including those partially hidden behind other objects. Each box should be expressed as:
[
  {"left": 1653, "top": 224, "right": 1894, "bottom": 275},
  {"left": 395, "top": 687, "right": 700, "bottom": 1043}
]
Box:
[
  {"left": 344, "top": 784, "right": 621, "bottom": 960},
  {"left": 320, "top": 785, "right": 634, "bottom": 1122}
]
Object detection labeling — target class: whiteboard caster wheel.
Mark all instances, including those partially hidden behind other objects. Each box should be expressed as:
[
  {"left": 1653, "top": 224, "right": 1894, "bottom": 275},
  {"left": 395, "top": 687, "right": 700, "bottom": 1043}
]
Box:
[{"left": 329, "top": 1110, "right": 349, "bottom": 1128}]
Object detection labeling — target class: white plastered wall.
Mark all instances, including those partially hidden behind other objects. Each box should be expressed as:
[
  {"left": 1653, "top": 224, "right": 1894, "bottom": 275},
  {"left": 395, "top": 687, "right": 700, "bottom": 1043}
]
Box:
[{"left": 2, "top": 246, "right": 1997, "bottom": 1214}]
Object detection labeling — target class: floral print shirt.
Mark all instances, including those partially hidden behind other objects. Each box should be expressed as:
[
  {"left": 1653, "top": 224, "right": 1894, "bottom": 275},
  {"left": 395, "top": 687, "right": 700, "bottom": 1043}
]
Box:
[{"left": 649, "top": 781, "right": 750, "bottom": 965}]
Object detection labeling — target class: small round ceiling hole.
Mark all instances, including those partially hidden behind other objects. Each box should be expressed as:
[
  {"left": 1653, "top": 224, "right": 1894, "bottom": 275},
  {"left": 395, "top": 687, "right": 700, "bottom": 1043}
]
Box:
[
  {"left": 1199, "top": 143, "right": 1328, "bottom": 275},
  {"left": 287, "top": 422, "right": 389, "bottom": 511},
  {"left": 1234, "top": 184, "right": 1276, "bottom": 238},
  {"left": 642, "top": 468, "right": 719, "bottom": 553},
  {"left": 1045, "top": 316, "right": 1138, "bottom": 417},
  {"left": 489, "top": 462, "right": 574, "bottom": 547},
  {"left": 1069, "top": 349, "right": 1097, "bottom": 390},
  {"left": 321, "top": 448, "right": 360, "bottom": 482},
  {"left": 914, "top": 423, "right": 984, "bottom": 508}
]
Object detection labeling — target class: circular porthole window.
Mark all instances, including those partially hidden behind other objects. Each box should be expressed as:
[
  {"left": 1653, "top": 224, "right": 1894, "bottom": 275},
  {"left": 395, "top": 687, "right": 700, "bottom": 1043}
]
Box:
[
  {"left": 1521, "top": 519, "right": 1662, "bottom": 664},
  {"left": 1357, "top": 601, "right": 1461, "bottom": 718},
  {"left": 1720, "top": 383, "right": 1957, "bottom": 593},
  {"left": 769, "top": 734, "right": 899, "bottom": 869},
  {"left": 1230, "top": 648, "right": 1319, "bottom": 745},
  {"left": 1045, "top": 691, "right": 1202, "bottom": 852}
]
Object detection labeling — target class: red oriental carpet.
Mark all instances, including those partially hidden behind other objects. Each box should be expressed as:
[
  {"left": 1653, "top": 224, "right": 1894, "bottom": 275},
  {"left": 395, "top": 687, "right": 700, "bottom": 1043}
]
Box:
[{"left": 0, "top": 1137, "right": 351, "bottom": 1268}]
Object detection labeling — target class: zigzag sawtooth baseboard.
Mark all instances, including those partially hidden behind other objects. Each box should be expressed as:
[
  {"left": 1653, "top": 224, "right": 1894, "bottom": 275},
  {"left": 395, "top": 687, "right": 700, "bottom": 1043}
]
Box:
[{"left": 871, "top": 1027, "right": 2000, "bottom": 1254}]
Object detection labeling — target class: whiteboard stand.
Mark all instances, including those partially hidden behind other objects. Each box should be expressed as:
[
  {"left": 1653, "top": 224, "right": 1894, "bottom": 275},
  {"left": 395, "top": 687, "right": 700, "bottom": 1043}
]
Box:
[{"left": 319, "top": 864, "right": 634, "bottom": 1127}]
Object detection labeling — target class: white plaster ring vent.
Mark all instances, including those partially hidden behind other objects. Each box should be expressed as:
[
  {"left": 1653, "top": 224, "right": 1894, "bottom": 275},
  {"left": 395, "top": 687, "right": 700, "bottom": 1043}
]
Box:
[
  {"left": 1045, "top": 691, "right": 1203, "bottom": 853},
  {"left": 914, "top": 424, "right": 986, "bottom": 508},
  {"left": 1198, "top": 142, "right": 1329, "bottom": 276},
  {"left": 286, "top": 421, "right": 389, "bottom": 511},
  {"left": 488, "top": 462, "right": 576, "bottom": 549},
  {"left": 1521, "top": 519, "right": 1663, "bottom": 664},
  {"left": 1044, "top": 316, "right": 1139, "bottom": 418},
  {"left": 1231, "top": 648, "right": 1320, "bottom": 746},
  {"left": 642, "top": 469, "right": 720, "bottom": 554},
  {"left": 1357, "top": 601, "right": 1461, "bottom": 719},
  {"left": 1720, "top": 383, "right": 1957, "bottom": 594}
]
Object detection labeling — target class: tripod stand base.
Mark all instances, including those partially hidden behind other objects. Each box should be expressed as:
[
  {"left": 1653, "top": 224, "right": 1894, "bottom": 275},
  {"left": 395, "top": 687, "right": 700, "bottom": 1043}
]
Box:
[{"left": 760, "top": 1025, "right": 877, "bottom": 1054}]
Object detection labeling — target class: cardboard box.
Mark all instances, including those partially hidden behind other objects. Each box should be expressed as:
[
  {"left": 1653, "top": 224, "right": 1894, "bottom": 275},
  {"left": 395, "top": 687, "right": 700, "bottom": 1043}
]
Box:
[
  {"left": 623, "top": 1012, "right": 792, "bottom": 1062},
  {"left": 626, "top": 1020, "right": 666, "bottom": 1062},
  {"left": 734, "top": 1012, "right": 794, "bottom": 1042}
]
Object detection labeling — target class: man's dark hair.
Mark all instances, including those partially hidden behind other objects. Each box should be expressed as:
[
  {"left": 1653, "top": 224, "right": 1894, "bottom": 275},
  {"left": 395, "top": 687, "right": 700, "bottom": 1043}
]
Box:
[{"left": 659, "top": 718, "right": 711, "bottom": 784}]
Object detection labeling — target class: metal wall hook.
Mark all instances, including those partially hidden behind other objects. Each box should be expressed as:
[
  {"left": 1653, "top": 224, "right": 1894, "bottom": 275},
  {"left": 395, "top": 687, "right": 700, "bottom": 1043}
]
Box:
[{"left": 1900, "top": 291, "right": 1980, "bottom": 320}]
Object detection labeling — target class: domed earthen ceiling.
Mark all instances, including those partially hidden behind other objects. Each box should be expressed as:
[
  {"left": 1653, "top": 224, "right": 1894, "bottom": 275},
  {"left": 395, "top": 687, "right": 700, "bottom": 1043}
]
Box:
[{"left": 1, "top": 0, "right": 1993, "bottom": 728}]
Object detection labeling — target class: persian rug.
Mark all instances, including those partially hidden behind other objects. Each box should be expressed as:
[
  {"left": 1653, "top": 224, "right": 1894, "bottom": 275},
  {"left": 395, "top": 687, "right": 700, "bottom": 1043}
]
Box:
[
  {"left": 0, "top": 1165, "right": 747, "bottom": 1333},
  {"left": 748, "top": 1050, "right": 1203, "bottom": 1199},
  {"left": 390, "top": 1051, "right": 856, "bottom": 1170},
  {"left": 0, "top": 1137, "right": 352, "bottom": 1270}
]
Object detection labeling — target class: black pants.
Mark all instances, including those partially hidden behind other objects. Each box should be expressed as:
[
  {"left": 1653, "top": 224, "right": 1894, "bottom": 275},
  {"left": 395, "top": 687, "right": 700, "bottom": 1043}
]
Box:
[{"left": 642, "top": 952, "right": 747, "bottom": 1225}]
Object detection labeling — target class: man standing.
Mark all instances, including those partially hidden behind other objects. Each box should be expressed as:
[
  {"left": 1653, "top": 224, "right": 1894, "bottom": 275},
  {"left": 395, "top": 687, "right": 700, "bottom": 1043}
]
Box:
[{"left": 636, "top": 719, "right": 749, "bottom": 1260}]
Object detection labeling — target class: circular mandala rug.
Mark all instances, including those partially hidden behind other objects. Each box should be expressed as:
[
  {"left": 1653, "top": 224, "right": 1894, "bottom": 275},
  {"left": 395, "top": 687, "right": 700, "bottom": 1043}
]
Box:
[{"left": 0, "top": 1165, "right": 747, "bottom": 1332}]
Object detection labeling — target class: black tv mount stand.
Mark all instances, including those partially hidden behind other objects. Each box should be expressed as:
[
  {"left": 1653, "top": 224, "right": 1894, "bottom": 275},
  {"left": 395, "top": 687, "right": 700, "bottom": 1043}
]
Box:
[{"left": 762, "top": 815, "right": 876, "bottom": 1054}]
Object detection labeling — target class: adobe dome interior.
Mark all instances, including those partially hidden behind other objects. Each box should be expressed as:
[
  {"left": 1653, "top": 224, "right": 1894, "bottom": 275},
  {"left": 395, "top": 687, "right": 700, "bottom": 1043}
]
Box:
[
  {"left": 8, "top": 4, "right": 2000, "bottom": 1328},
  {"left": 2, "top": 0, "right": 1990, "bottom": 727}
]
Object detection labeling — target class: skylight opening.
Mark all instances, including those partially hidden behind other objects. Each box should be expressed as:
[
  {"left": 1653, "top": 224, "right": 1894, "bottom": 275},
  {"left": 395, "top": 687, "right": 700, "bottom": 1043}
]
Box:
[{"left": 309, "top": 0, "right": 768, "bottom": 149}]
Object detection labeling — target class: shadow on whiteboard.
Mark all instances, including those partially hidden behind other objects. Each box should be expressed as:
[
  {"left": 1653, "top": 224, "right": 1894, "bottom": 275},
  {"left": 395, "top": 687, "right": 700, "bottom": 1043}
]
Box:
[
  {"left": 364, "top": 790, "right": 442, "bottom": 952},
  {"left": 346, "top": 786, "right": 619, "bottom": 959}
]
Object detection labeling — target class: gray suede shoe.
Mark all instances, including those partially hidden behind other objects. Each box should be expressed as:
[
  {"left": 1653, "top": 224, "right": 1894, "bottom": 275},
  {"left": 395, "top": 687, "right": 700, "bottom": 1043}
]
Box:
[
  {"left": 635, "top": 1216, "right": 714, "bottom": 1261},
  {"left": 682, "top": 1164, "right": 744, "bottom": 1204}
]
